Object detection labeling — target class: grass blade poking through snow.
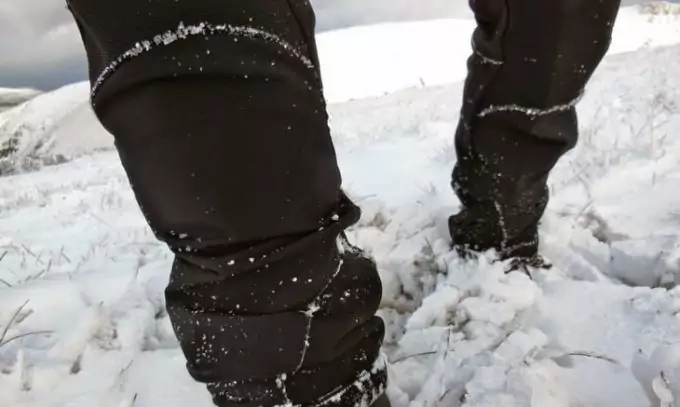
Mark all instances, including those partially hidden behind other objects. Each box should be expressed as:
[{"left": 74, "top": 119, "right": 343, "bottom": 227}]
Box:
[{"left": 0, "top": 300, "right": 52, "bottom": 349}]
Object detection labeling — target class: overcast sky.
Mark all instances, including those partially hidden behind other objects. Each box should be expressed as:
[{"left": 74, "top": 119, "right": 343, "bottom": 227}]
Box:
[
  {"left": 0, "top": 0, "right": 475, "bottom": 90},
  {"left": 0, "top": 0, "right": 647, "bottom": 91}
]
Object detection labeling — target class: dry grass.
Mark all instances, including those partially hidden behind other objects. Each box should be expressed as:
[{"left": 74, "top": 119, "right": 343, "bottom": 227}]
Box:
[{"left": 641, "top": 1, "right": 680, "bottom": 16}]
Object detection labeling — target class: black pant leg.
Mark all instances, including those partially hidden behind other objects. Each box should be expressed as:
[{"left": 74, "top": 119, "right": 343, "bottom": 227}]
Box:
[
  {"left": 67, "top": 1, "right": 386, "bottom": 405},
  {"left": 452, "top": 0, "right": 622, "bottom": 258}
]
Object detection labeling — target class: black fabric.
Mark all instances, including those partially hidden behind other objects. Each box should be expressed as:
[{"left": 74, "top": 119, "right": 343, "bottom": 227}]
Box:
[
  {"left": 66, "top": 0, "right": 322, "bottom": 110},
  {"left": 67, "top": 1, "right": 386, "bottom": 406},
  {"left": 452, "top": 0, "right": 622, "bottom": 259}
]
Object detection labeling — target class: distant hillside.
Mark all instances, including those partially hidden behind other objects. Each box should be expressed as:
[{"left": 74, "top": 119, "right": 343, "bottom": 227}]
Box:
[
  {"left": 0, "top": 88, "right": 41, "bottom": 113},
  {"left": 0, "top": 83, "right": 112, "bottom": 175}
]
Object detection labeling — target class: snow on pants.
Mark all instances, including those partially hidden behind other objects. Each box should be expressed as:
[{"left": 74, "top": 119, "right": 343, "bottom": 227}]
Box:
[
  {"left": 66, "top": 0, "right": 621, "bottom": 405},
  {"left": 452, "top": 0, "right": 622, "bottom": 255},
  {"left": 67, "top": 0, "right": 386, "bottom": 406}
]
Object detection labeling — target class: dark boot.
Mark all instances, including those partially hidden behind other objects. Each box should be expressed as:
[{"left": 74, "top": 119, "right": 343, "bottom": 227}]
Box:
[
  {"left": 451, "top": 0, "right": 622, "bottom": 261},
  {"left": 449, "top": 204, "right": 540, "bottom": 260},
  {"left": 67, "top": 0, "right": 386, "bottom": 406}
]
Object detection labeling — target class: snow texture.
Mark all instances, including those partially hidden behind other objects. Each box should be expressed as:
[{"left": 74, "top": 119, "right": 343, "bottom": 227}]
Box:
[{"left": 2, "top": 5, "right": 680, "bottom": 407}]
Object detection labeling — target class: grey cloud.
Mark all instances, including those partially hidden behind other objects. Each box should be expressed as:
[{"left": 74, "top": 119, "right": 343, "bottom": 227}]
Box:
[{"left": 0, "top": 1, "right": 85, "bottom": 89}]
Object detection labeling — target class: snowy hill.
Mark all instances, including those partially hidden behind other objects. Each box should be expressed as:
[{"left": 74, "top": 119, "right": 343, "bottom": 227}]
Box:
[
  {"left": 0, "top": 88, "right": 40, "bottom": 113},
  {"left": 1, "top": 5, "right": 680, "bottom": 407}
]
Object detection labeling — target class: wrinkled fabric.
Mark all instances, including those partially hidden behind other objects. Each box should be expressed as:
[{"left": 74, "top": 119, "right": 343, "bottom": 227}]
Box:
[
  {"left": 452, "top": 0, "right": 622, "bottom": 258},
  {"left": 67, "top": 1, "right": 386, "bottom": 406}
]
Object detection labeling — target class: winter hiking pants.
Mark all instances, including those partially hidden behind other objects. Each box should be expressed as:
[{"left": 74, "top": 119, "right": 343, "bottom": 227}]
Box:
[
  {"left": 67, "top": 0, "right": 620, "bottom": 406},
  {"left": 68, "top": 1, "right": 386, "bottom": 406},
  {"left": 451, "top": 0, "right": 622, "bottom": 259}
]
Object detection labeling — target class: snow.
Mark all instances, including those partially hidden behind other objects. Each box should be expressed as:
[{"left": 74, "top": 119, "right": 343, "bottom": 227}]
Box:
[
  {"left": 0, "top": 83, "right": 112, "bottom": 174},
  {"left": 2, "top": 4, "right": 680, "bottom": 407}
]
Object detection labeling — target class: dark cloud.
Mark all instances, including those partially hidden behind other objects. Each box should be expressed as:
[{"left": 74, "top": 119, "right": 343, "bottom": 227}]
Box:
[{"left": 0, "top": 55, "right": 86, "bottom": 90}]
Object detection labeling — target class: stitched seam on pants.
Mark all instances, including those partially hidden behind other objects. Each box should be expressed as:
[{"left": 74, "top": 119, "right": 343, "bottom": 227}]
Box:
[
  {"left": 284, "top": 0, "right": 321, "bottom": 71},
  {"left": 473, "top": 0, "right": 512, "bottom": 117},
  {"left": 90, "top": 21, "right": 315, "bottom": 102}
]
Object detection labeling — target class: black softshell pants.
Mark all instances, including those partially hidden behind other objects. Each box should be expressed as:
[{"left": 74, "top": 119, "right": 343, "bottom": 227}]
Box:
[
  {"left": 451, "top": 0, "right": 621, "bottom": 258},
  {"left": 67, "top": 0, "right": 620, "bottom": 406}
]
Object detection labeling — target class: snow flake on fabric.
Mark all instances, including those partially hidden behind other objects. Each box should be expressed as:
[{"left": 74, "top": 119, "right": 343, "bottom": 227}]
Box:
[
  {"left": 477, "top": 92, "right": 584, "bottom": 118},
  {"left": 90, "top": 21, "right": 315, "bottom": 101}
]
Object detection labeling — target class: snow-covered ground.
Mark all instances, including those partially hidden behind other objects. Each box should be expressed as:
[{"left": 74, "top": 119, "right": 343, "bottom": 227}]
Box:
[{"left": 2, "top": 4, "right": 680, "bottom": 407}]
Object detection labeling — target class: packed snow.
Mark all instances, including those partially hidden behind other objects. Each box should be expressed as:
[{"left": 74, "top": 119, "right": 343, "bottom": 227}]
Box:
[{"left": 2, "top": 4, "right": 680, "bottom": 407}]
